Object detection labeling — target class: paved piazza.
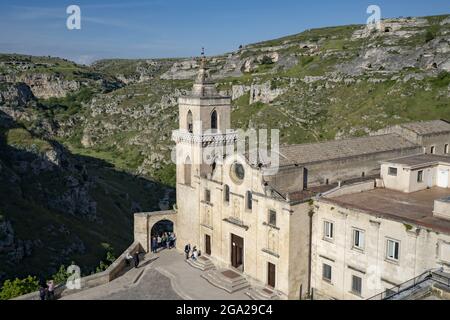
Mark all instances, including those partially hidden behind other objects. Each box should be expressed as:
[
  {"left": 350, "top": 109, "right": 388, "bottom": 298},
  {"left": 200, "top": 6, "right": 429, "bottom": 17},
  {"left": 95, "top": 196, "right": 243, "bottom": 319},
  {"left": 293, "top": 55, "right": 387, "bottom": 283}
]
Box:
[{"left": 62, "top": 250, "right": 251, "bottom": 300}]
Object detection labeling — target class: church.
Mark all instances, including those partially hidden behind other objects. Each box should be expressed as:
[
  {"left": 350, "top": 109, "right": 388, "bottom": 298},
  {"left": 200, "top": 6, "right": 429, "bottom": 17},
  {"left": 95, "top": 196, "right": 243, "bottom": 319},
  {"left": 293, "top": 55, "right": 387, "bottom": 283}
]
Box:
[{"left": 134, "top": 56, "right": 450, "bottom": 300}]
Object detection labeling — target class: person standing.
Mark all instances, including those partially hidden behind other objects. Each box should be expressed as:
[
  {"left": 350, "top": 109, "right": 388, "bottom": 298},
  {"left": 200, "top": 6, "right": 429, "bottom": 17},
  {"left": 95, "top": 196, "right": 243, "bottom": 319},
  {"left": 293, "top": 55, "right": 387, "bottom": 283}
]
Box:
[
  {"left": 125, "top": 251, "right": 133, "bottom": 266},
  {"left": 133, "top": 251, "right": 140, "bottom": 268},
  {"left": 172, "top": 233, "right": 177, "bottom": 249},
  {"left": 157, "top": 235, "right": 162, "bottom": 251},
  {"left": 192, "top": 246, "right": 198, "bottom": 261},
  {"left": 39, "top": 285, "right": 47, "bottom": 301},
  {"left": 46, "top": 280, "right": 55, "bottom": 300},
  {"left": 184, "top": 243, "right": 191, "bottom": 260},
  {"left": 151, "top": 236, "right": 157, "bottom": 254},
  {"left": 166, "top": 233, "right": 171, "bottom": 249}
]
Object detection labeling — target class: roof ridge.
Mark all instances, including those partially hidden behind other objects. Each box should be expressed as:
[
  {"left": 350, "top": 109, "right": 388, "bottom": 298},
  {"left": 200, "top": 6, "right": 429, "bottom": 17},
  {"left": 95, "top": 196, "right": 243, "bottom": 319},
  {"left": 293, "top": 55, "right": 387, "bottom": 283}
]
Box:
[{"left": 280, "top": 133, "right": 409, "bottom": 150}]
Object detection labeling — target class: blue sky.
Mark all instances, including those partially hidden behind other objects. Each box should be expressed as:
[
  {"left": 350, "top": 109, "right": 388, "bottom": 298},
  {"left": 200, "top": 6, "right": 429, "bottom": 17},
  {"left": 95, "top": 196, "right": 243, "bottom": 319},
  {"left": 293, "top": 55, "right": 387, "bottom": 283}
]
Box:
[{"left": 0, "top": 0, "right": 448, "bottom": 64}]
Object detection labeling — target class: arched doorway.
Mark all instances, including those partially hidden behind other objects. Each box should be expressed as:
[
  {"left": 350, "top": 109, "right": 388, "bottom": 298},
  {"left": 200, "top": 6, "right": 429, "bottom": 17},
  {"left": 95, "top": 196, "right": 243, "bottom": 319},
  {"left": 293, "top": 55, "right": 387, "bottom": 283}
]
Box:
[{"left": 151, "top": 219, "right": 174, "bottom": 237}]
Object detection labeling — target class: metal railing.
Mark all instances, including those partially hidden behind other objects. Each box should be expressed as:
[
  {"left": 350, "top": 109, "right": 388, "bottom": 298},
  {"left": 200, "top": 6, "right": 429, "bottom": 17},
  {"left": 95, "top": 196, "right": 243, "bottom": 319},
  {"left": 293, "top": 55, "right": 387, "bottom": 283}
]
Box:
[{"left": 367, "top": 268, "right": 449, "bottom": 300}]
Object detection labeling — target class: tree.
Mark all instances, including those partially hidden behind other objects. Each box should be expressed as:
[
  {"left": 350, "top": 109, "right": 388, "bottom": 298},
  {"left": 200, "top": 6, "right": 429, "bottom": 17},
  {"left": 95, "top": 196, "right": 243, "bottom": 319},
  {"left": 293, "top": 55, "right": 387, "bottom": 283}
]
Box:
[
  {"left": 0, "top": 276, "right": 39, "bottom": 300},
  {"left": 52, "top": 265, "right": 71, "bottom": 285},
  {"left": 95, "top": 244, "right": 116, "bottom": 273}
]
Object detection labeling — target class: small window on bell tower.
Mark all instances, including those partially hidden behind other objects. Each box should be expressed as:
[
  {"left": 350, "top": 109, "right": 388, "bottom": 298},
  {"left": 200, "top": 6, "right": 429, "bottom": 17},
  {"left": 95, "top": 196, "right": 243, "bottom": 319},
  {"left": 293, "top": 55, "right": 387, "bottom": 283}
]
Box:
[
  {"left": 211, "top": 110, "right": 218, "bottom": 130},
  {"left": 187, "top": 110, "right": 193, "bottom": 133}
]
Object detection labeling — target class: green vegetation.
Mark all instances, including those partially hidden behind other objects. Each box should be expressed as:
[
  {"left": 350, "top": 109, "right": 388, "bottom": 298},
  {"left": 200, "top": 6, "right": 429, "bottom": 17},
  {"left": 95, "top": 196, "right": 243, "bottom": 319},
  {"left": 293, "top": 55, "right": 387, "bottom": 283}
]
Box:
[
  {"left": 0, "top": 276, "right": 39, "bottom": 300},
  {"left": 42, "top": 86, "right": 94, "bottom": 118},
  {"left": 0, "top": 244, "right": 118, "bottom": 299},
  {"left": 6, "top": 128, "right": 53, "bottom": 154}
]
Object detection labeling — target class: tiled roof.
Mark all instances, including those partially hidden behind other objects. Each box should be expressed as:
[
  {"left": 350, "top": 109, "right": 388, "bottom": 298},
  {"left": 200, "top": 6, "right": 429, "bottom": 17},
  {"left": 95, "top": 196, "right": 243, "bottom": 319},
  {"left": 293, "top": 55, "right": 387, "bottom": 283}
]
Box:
[
  {"left": 277, "top": 134, "right": 419, "bottom": 166},
  {"left": 382, "top": 154, "right": 450, "bottom": 167},
  {"left": 399, "top": 120, "right": 450, "bottom": 136}
]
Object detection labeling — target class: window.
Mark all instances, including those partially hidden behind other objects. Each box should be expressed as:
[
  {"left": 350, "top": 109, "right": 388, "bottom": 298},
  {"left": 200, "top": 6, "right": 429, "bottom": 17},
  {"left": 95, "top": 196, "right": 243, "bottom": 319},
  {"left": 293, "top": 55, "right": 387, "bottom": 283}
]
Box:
[
  {"left": 224, "top": 185, "right": 230, "bottom": 203},
  {"left": 386, "top": 239, "right": 400, "bottom": 261},
  {"left": 324, "top": 221, "right": 334, "bottom": 240},
  {"left": 353, "top": 229, "right": 365, "bottom": 250},
  {"left": 187, "top": 110, "right": 193, "bottom": 133},
  {"left": 230, "top": 162, "right": 245, "bottom": 184},
  {"left": 388, "top": 167, "right": 398, "bottom": 176},
  {"left": 430, "top": 146, "right": 435, "bottom": 154},
  {"left": 246, "top": 191, "right": 253, "bottom": 210},
  {"left": 417, "top": 170, "right": 424, "bottom": 183},
  {"left": 351, "top": 275, "right": 362, "bottom": 295},
  {"left": 322, "top": 264, "right": 332, "bottom": 282},
  {"left": 211, "top": 110, "right": 218, "bottom": 130},
  {"left": 445, "top": 144, "right": 449, "bottom": 154},
  {"left": 205, "top": 189, "right": 211, "bottom": 203},
  {"left": 268, "top": 210, "right": 277, "bottom": 226}
]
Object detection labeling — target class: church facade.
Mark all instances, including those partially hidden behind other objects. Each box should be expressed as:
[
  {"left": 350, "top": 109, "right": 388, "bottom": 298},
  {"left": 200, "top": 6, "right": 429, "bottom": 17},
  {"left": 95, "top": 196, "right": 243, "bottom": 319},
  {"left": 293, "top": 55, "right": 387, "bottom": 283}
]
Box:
[{"left": 134, "top": 58, "right": 450, "bottom": 300}]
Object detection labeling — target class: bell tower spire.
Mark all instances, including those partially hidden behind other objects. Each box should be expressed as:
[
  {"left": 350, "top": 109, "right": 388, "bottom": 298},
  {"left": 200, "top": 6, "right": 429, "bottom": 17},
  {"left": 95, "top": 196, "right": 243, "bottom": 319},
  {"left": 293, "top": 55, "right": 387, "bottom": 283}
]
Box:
[
  {"left": 192, "top": 48, "right": 217, "bottom": 97},
  {"left": 172, "top": 47, "right": 237, "bottom": 250}
]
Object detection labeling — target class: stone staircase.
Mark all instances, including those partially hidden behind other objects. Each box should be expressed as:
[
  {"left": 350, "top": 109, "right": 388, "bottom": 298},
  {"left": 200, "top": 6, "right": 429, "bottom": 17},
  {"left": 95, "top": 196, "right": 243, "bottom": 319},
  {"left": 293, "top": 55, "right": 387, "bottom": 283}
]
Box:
[
  {"left": 186, "top": 256, "right": 216, "bottom": 271},
  {"left": 201, "top": 269, "right": 250, "bottom": 293},
  {"left": 246, "top": 287, "right": 281, "bottom": 300}
]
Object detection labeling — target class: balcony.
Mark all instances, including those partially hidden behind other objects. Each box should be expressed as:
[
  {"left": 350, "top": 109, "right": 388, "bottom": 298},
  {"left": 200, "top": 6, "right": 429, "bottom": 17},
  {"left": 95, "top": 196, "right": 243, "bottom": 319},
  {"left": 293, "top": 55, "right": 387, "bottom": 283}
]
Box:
[{"left": 172, "top": 130, "right": 238, "bottom": 145}]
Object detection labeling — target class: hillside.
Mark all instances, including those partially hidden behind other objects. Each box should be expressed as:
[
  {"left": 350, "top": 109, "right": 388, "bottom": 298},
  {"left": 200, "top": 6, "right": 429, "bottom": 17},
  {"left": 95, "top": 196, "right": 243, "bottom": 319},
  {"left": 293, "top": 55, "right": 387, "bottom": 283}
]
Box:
[{"left": 0, "top": 14, "right": 449, "bottom": 283}]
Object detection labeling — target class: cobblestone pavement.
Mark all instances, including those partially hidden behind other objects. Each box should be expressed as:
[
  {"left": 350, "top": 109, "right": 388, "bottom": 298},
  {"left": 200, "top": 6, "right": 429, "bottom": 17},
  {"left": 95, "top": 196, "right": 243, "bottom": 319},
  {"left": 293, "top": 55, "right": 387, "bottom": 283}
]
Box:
[{"left": 61, "top": 249, "right": 251, "bottom": 300}]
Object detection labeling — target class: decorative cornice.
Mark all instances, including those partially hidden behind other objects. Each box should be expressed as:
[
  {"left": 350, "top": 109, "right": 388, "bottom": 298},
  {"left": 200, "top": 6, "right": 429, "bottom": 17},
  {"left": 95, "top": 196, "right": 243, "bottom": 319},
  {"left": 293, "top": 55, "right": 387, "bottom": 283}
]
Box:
[{"left": 172, "top": 130, "right": 238, "bottom": 145}]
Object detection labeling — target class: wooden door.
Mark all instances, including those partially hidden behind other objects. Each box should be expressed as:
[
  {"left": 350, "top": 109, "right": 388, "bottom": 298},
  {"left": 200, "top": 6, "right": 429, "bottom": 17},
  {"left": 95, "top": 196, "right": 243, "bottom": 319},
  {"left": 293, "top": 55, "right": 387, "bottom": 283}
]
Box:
[
  {"left": 268, "top": 262, "right": 276, "bottom": 288},
  {"left": 231, "top": 234, "right": 244, "bottom": 270},
  {"left": 205, "top": 234, "right": 211, "bottom": 255}
]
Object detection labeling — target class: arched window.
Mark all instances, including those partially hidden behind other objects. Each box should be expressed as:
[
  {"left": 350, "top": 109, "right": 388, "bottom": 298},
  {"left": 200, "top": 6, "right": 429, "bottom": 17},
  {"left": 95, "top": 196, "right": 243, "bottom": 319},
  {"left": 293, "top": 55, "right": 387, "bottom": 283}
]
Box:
[
  {"left": 187, "top": 110, "right": 193, "bottom": 133},
  {"left": 211, "top": 110, "right": 218, "bottom": 130},
  {"left": 224, "top": 185, "right": 230, "bottom": 203},
  {"left": 184, "top": 157, "right": 192, "bottom": 186}
]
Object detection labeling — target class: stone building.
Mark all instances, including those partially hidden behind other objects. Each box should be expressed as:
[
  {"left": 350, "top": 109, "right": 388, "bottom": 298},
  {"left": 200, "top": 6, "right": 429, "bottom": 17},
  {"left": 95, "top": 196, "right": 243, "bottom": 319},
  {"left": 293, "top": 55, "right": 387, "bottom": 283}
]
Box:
[
  {"left": 311, "top": 154, "right": 450, "bottom": 300},
  {"left": 134, "top": 58, "right": 450, "bottom": 300}
]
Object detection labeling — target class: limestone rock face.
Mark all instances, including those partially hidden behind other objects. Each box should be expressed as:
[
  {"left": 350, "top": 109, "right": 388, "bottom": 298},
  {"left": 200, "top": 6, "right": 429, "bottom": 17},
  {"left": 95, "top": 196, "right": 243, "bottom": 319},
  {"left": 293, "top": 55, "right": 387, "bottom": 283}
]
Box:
[
  {"left": 0, "top": 82, "right": 35, "bottom": 107},
  {"left": 232, "top": 85, "right": 251, "bottom": 100},
  {"left": 4, "top": 73, "right": 80, "bottom": 99},
  {"left": 161, "top": 59, "right": 199, "bottom": 80},
  {"left": 250, "top": 81, "right": 288, "bottom": 104}
]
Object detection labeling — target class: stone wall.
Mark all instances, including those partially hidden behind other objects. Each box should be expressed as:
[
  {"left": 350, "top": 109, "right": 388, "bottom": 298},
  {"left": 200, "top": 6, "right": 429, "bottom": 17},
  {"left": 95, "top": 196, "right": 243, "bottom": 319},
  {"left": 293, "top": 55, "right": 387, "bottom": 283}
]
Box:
[
  {"left": 13, "top": 242, "right": 143, "bottom": 300},
  {"left": 310, "top": 200, "right": 450, "bottom": 300},
  {"left": 134, "top": 211, "right": 177, "bottom": 253},
  {"left": 305, "top": 146, "right": 422, "bottom": 187}
]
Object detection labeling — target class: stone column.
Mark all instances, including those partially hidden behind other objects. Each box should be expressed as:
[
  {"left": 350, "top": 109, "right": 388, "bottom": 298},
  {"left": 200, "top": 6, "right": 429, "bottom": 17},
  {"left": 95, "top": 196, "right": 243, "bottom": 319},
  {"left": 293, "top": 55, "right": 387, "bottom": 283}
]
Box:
[{"left": 134, "top": 213, "right": 149, "bottom": 253}]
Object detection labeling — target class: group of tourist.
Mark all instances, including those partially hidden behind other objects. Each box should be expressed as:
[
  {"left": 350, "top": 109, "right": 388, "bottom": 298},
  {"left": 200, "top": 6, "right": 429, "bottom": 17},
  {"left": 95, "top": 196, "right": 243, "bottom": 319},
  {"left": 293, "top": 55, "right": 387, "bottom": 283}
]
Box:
[
  {"left": 151, "top": 232, "right": 176, "bottom": 253},
  {"left": 184, "top": 244, "right": 200, "bottom": 261},
  {"left": 38, "top": 279, "right": 55, "bottom": 300}
]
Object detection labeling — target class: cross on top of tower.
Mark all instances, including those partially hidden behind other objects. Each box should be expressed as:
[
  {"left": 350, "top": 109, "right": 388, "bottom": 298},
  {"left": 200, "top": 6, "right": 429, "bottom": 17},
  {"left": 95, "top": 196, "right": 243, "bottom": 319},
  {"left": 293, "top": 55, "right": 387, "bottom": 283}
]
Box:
[{"left": 200, "top": 47, "right": 206, "bottom": 69}]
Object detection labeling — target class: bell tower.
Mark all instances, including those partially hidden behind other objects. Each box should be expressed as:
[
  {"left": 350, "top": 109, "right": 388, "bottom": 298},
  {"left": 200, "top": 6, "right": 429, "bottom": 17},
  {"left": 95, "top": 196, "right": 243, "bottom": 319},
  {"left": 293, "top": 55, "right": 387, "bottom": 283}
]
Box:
[{"left": 172, "top": 49, "right": 236, "bottom": 249}]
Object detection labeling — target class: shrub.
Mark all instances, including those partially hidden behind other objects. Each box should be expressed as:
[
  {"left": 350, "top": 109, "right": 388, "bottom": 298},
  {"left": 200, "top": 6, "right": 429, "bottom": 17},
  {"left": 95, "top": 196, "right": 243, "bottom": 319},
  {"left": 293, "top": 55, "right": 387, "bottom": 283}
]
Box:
[
  {"left": 0, "top": 276, "right": 39, "bottom": 300},
  {"left": 52, "top": 265, "right": 71, "bottom": 285},
  {"left": 95, "top": 244, "right": 116, "bottom": 273},
  {"left": 260, "top": 56, "right": 274, "bottom": 65},
  {"left": 425, "top": 30, "right": 435, "bottom": 43}
]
